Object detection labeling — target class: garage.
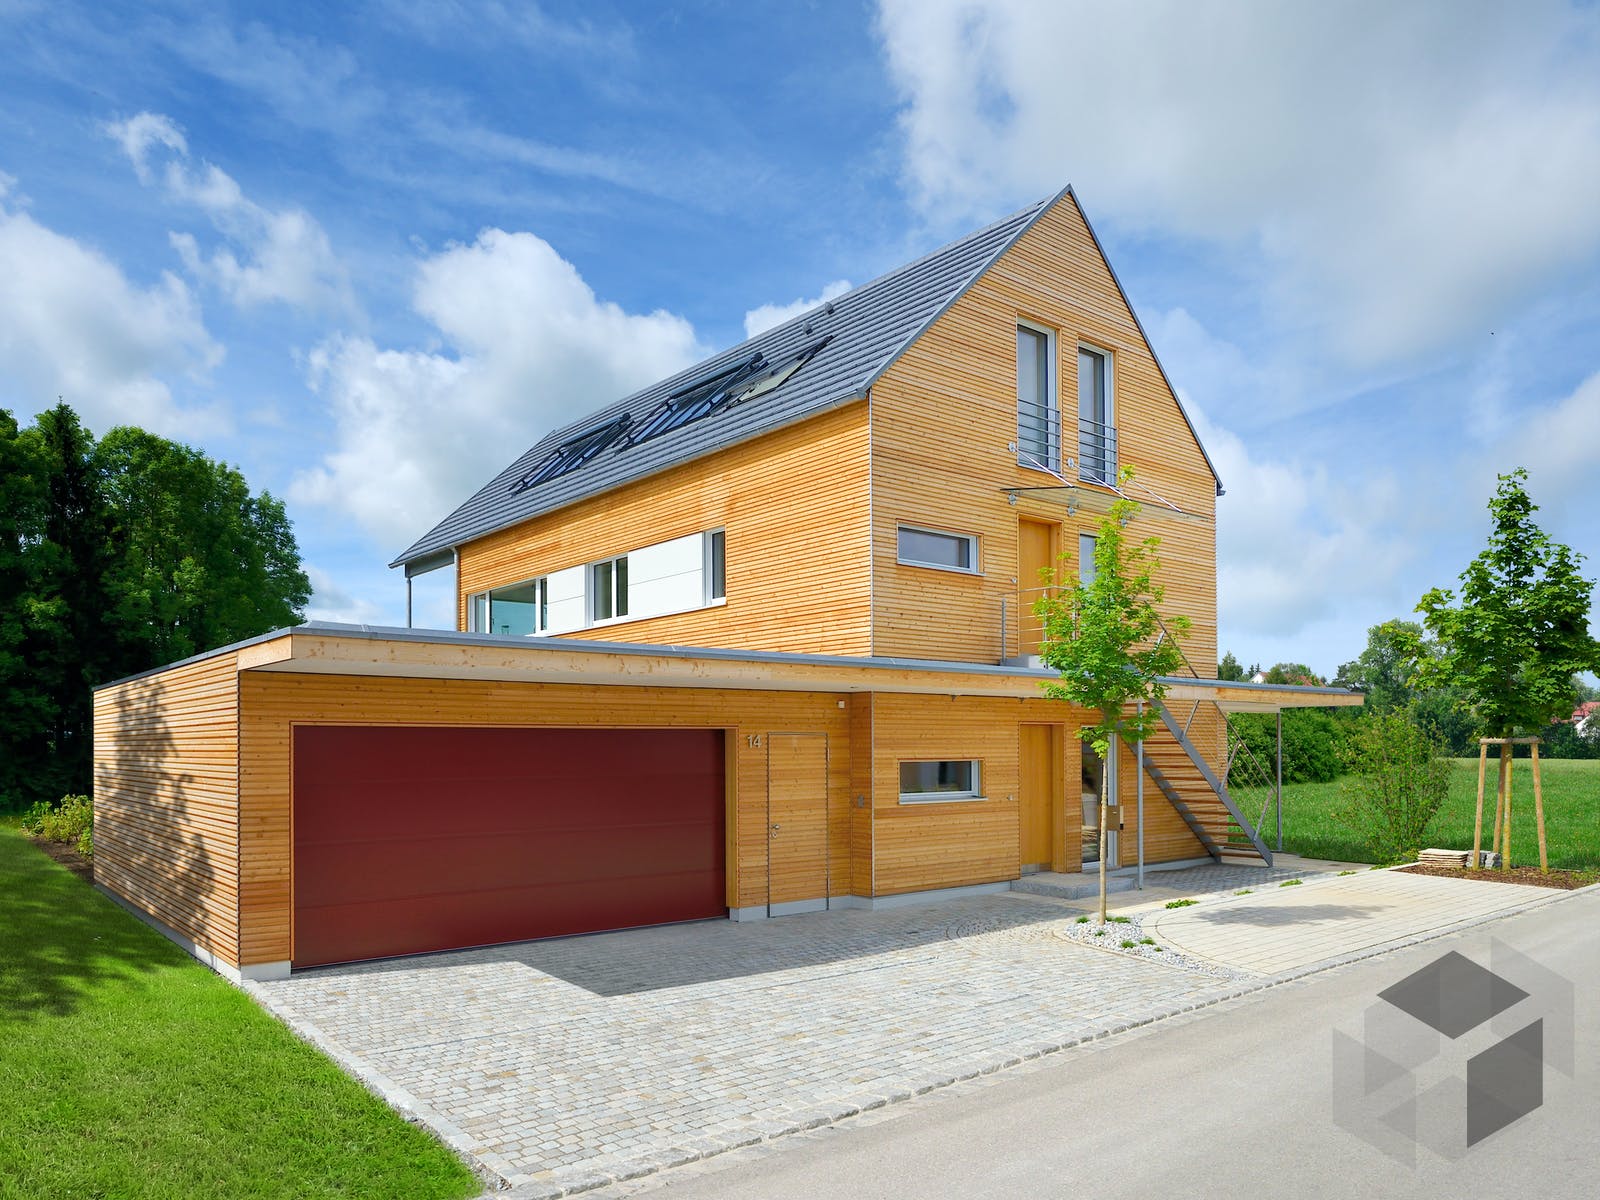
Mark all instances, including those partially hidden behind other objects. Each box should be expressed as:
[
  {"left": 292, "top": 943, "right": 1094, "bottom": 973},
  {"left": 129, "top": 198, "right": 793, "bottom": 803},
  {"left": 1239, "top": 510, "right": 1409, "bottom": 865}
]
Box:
[{"left": 291, "top": 725, "right": 726, "bottom": 967}]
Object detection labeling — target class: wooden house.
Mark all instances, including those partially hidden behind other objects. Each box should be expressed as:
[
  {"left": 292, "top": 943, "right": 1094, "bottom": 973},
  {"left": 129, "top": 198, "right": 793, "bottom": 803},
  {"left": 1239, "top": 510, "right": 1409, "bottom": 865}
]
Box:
[{"left": 94, "top": 188, "right": 1358, "bottom": 980}]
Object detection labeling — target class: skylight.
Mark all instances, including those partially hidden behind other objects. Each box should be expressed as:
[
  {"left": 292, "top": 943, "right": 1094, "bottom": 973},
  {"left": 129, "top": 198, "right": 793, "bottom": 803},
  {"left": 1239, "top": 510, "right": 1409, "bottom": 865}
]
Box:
[
  {"left": 511, "top": 415, "right": 632, "bottom": 493},
  {"left": 626, "top": 335, "right": 833, "bottom": 449}
]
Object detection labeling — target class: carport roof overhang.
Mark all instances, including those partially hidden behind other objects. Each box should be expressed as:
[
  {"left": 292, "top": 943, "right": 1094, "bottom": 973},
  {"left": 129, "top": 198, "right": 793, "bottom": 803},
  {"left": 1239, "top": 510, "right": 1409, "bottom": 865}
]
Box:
[{"left": 101, "top": 622, "right": 1361, "bottom": 710}]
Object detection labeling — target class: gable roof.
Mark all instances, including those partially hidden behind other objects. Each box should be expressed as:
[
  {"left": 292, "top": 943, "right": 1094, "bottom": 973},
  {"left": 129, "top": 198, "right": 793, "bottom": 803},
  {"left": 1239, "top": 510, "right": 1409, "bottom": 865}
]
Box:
[{"left": 392, "top": 185, "right": 1221, "bottom": 569}]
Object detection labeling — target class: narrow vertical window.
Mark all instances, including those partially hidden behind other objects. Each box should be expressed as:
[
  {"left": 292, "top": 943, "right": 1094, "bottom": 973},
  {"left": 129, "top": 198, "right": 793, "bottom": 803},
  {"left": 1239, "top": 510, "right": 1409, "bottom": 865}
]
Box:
[
  {"left": 592, "top": 555, "right": 630, "bottom": 621},
  {"left": 1079, "top": 534, "right": 1098, "bottom": 585},
  {"left": 1077, "top": 345, "right": 1115, "bottom": 482},
  {"left": 708, "top": 529, "right": 726, "bottom": 601},
  {"left": 469, "top": 592, "right": 488, "bottom": 633},
  {"left": 1016, "top": 324, "right": 1058, "bottom": 472}
]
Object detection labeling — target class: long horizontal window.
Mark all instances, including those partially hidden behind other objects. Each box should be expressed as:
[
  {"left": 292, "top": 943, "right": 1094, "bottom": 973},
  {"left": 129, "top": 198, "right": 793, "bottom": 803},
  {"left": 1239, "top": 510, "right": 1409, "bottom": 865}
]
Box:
[
  {"left": 899, "top": 760, "right": 984, "bottom": 804},
  {"left": 897, "top": 525, "right": 978, "bottom": 573}
]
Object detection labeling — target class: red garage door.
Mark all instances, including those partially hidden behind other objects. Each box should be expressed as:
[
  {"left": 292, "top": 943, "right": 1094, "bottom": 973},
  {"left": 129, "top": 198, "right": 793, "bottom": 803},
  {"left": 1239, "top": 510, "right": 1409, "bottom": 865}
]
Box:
[{"left": 292, "top": 725, "right": 726, "bottom": 967}]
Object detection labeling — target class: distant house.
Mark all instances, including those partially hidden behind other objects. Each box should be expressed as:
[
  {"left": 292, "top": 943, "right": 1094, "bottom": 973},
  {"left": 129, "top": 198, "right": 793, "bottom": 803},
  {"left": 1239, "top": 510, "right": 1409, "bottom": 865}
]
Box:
[
  {"left": 1574, "top": 700, "right": 1599, "bottom": 738},
  {"left": 94, "top": 188, "right": 1358, "bottom": 981}
]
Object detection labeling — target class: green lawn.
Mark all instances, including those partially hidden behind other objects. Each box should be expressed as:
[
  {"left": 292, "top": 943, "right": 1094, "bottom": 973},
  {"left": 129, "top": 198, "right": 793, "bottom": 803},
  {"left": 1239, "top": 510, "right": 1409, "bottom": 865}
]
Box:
[
  {"left": 1278, "top": 756, "right": 1600, "bottom": 869},
  {"left": 0, "top": 826, "right": 480, "bottom": 1200}
]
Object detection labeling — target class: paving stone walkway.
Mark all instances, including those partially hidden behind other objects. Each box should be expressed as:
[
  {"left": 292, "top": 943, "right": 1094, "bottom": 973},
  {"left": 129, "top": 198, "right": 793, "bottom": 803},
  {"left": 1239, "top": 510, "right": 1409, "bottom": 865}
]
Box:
[
  {"left": 246, "top": 864, "right": 1567, "bottom": 1198},
  {"left": 249, "top": 893, "right": 1240, "bottom": 1195},
  {"left": 1148, "top": 867, "right": 1559, "bottom": 975}
]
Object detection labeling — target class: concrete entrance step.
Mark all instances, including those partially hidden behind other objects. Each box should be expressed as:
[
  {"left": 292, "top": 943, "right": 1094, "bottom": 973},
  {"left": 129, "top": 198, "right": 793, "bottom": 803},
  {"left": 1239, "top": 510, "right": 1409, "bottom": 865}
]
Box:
[{"left": 1012, "top": 871, "right": 1139, "bottom": 901}]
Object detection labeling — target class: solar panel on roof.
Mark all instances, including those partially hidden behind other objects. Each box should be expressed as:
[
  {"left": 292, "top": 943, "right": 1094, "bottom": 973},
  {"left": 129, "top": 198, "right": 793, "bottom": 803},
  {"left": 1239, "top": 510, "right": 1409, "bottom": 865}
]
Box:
[{"left": 511, "top": 414, "right": 632, "bottom": 493}]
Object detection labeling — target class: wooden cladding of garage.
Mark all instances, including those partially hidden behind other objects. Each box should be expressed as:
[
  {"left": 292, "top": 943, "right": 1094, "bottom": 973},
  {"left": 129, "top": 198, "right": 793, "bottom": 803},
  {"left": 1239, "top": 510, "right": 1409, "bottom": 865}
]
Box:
[
  {"left": 93, "top": 652, "right": 242, "bottom": 966},
  {"left": 97, "top": 645, "right": 1227, "bottom": 972}
]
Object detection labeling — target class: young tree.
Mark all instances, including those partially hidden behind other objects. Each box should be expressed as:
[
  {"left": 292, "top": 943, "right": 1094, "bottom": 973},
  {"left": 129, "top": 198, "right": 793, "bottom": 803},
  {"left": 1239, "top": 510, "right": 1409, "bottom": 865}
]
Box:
[
  {"left": 1410, "top": 469, "right": 1600, "bottom": 867},
  {"left": 1037, "top": 474, "right": 1190, "bottom": 920},
  {"left": 1412, "top": 470, "right": 1600, "bottom": 736}
]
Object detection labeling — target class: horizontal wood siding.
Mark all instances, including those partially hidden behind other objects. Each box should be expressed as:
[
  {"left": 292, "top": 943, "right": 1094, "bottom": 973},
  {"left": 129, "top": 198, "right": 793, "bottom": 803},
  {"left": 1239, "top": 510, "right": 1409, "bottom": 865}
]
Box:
[
  {"left": 237, "top": 673, "right": 852, "bottom": 966},
  {"left": 456, "top": 402, "right": 872, "bottom": 656},
  {"left": 93, "top": 654, "right": 241, "bottom": 967},
  {"left": 871, "top": 693, "right": 1205, "bottom": 893},
  {"left": 847, "top": 692, "right": 874, "bottom": 897},
  {"left": 870, "top": 194, "right": 1218, "bottom": 672}
]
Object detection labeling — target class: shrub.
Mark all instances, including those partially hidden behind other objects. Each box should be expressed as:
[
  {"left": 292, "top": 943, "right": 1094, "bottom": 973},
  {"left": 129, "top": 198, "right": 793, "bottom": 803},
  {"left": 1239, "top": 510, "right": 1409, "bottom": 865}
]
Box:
[
  {"left": 1230, "top": 710, "right": 1350, "bottom": 783},
  {"left": 19, "top": 799, "right": 54, "bottom": 834},
  {"left": 1336, "top": 714, "right": 1450, "bottom": 865},
  {"left": 76, "top": 826, "right": 93, "bottom": 860},
  {"left": 35, "top": 794, "right": 93, "bottom": 845}
]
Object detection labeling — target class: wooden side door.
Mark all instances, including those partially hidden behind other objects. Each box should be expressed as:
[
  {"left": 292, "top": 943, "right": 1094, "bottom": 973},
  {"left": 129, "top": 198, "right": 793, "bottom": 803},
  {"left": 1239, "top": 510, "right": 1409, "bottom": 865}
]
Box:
[
  {"left": 766, "top": 733, "right": 829, "bottom": 914},
  {"left": 1019, "top": 519, "right": 1059, "bottom": 655},
  {"left": 1018, "top": 724, "right": 1061, "bottom": 871}
]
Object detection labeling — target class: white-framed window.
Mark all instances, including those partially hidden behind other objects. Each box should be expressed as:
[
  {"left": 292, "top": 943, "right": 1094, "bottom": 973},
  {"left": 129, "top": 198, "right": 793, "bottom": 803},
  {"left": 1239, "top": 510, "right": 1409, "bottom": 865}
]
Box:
[
  {"left": 1016, "top": 320, "right": 1060, "bottom": 473},
  {"left": 591, "top": 554, "right": 629, "bottom": 622},
  {"left": 899, "top": 759, "right": 984, "bottom": 804},
  {"left": 469, "top": 578, "right": 549, "bottom": 636},
  {"left": 1077, "top": 342, "right": 1115, "bottom": 482},
  {"left": 1079, "top": 533, "right": 1098, "bottom": 585},
  {"left": 897, "top": 525, "right": 979, "bottom": 574},
  {"left": 705, "top": 528, "right": 726, "bottom": 602}
]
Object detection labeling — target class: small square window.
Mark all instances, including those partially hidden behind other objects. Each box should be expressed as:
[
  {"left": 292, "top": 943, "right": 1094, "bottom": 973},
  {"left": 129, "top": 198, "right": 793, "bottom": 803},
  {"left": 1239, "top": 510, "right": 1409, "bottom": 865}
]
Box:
[{"left": 897, "top": 525, "right": 978, "bottom": 573}]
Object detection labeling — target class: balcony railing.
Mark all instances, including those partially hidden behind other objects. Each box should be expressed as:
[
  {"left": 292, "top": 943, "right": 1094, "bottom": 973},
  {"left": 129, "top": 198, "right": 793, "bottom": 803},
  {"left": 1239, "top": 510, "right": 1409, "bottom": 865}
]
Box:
[
  {"left": 1078, "top": 417, "right": 1117, "bottom": 483},
  {"left": 1016, "top": 396, "right": 1062, "bottom": 474}
]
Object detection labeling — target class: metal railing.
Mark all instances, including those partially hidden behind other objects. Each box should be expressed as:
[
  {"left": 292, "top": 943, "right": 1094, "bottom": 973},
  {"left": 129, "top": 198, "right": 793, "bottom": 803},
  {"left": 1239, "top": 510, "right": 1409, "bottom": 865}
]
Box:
[
  {"left": 1015, "top": 395, "right": 1062, "bottom": 474},
  {"left": 1078, "top": 416, "right": 1117, "bottom": 483}
]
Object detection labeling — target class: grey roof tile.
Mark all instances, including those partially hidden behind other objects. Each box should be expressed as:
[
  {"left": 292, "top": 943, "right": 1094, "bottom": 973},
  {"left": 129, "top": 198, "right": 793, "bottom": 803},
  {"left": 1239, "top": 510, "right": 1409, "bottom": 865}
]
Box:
[{"left": 391, "top": 192, "right": 1061, "bottom": 567}]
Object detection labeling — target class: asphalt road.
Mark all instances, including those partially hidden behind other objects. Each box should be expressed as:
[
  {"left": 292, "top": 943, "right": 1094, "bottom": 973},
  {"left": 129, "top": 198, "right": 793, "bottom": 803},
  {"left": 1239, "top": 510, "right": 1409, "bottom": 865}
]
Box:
[{"left": 605, "top": 888, "right": 1599, "bottom": 1200}]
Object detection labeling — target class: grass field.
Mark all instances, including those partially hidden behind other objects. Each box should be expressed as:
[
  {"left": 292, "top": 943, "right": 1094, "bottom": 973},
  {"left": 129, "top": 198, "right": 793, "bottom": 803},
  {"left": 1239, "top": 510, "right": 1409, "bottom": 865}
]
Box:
[
  {"left": 0, "top": 825, "right": 480, "bottom": 1200},
  {"left": 1279, "top": 756, "right": 1600, "bottom": 869}
]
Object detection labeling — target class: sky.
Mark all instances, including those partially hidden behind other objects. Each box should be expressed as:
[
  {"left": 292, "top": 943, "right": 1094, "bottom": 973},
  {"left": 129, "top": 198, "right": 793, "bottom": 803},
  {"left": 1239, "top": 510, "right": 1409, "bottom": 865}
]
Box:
[{"left": 2, "top": 0, "right": 1598, "bottom": 679}]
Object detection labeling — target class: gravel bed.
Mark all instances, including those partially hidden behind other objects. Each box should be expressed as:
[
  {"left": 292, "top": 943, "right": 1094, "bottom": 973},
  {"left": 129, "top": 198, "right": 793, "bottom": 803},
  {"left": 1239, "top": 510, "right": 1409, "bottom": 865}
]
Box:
[{"left": 1053, "top": 910, "right": 1247, "bottom": 980}]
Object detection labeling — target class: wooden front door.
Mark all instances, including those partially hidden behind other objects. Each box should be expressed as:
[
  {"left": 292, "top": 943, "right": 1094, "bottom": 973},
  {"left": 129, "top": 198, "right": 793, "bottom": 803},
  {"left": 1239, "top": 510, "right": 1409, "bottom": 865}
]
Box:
[
  {"left": 1019, "top": 519, "right": 1058, "bottom": 655},
  {"left": 1019, "top": 724, "right": 1061, "bottom": 871},
  {"left": 766, "top": 733, "right": 828, "bottom": 914}
]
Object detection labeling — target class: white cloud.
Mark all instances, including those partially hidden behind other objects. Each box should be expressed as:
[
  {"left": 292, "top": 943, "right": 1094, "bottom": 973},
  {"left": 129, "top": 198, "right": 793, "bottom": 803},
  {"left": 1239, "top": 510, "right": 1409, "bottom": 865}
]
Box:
[
  {"left": 303, "top": 564, "right": 389, "bottom": 625},
  {"left": 107, "top": 111, "right": 355, "bottom": 314},
  {"left": 876, "top": 0, "right": 1600, "bottom": 365},
  {"left": 0, "top": 195, "right": 223, "bottom": 436},
  {"left": 1504, "top": 371, "right": 1600, "bottom": 517},
  {"left": 1195, "top": 402, "right": 1409, "bottom": 640},
  {"left": 743, "top": 279, "right": 853, "bottom": 339},
  {"left": 291, "top": 228, "right": 703, "bottom": 549}
]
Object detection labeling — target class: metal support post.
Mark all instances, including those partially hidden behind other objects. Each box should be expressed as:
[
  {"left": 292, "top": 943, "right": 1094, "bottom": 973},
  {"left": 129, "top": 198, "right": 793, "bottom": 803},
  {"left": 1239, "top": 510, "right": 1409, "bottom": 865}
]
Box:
[
  {"left": 1136, "top": 700, "right": 1145, "bottom": 889},
  {"left": 1275, "top": 709, "right": 1284, "bottom": 853}
]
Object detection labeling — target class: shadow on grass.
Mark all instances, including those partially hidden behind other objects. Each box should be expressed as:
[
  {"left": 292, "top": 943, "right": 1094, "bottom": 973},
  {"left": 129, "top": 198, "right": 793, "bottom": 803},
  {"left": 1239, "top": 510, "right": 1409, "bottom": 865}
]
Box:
[
  {"left": 1, "top": 679, "right": 221, "bottom": 1022},
  {"left": 0, "top": 827, "right": 183, "bottom": 1021}
]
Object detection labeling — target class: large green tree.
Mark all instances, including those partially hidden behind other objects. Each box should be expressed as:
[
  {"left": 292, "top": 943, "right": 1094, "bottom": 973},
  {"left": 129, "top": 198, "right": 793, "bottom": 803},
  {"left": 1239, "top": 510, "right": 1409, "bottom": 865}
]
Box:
[
  {"left": 1, "top": 403, "right": 311, "bottom": 808},
  {"left": 98, "top": 427, "right": 310, "bottom": 665},
  {"left": 1335, "top": 620, "right": 1425, "bottom": 713},
  {"left": 1036, "top": 474, "right": 1190, "bottom": 919},
  {"left": 1411, "top": 469, "right": 1600, "bottom": 738}
]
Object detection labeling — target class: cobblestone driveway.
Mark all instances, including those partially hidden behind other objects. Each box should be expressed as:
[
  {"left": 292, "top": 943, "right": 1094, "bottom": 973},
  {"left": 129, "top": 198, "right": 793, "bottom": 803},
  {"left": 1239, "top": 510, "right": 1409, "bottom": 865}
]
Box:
[{"left": 249, "top": 893, "right": 1240, "bottom": 1195}]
